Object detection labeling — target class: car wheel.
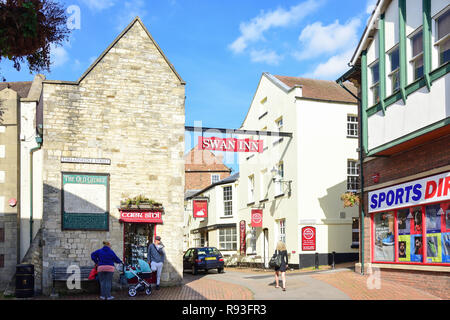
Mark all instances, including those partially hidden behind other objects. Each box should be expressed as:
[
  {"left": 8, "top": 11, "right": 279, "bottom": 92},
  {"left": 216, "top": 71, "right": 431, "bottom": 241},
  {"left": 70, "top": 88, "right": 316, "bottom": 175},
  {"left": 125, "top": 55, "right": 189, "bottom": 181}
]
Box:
[{"left": 192, "top": 265, "right": 197, "bottom": 275}]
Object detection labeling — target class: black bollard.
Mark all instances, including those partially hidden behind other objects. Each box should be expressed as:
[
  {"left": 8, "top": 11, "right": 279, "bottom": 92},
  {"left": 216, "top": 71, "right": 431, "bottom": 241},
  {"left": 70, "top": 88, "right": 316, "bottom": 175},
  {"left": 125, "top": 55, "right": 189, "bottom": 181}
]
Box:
[
  {"left": 314, "top": 252, "right": 319, "bottom": 270},
  {"left": 332, "top": 251, "right": 336, "bottom": 269}
]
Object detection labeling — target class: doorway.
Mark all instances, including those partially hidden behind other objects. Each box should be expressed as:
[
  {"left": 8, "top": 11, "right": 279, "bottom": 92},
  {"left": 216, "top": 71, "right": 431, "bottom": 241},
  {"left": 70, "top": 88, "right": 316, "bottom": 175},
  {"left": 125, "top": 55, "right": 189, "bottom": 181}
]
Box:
[{"left": 123, "top": 223, "right": 155, "bottom": 267}]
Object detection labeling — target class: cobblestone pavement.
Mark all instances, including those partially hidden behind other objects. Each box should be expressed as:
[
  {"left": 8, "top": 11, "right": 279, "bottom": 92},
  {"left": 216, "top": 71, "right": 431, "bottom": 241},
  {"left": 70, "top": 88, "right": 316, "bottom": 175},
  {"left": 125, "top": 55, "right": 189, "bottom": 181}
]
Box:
[{"left": 6, "top": 264, "right": 444, "bottom": 300}]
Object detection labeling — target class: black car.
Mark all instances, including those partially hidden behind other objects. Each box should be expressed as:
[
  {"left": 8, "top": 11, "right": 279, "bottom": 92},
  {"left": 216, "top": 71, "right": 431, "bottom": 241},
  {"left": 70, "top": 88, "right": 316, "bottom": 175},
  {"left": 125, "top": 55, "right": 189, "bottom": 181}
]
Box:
[{"left": 183, "top": 247, "right": 225, "bottom": 275}]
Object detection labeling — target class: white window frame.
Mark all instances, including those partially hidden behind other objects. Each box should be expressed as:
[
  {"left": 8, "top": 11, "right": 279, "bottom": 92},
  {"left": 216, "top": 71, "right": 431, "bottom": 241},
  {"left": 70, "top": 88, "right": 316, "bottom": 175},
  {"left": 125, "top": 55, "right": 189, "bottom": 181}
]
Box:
[
  {"left": 387, "top": 45, "right": 400, "bottom": 95},
  {"left": 347, "top": 114, "right": 358, "bottom": 138},
  {"left": 434, "top": 6, "right": 450, "bottom": 67},
  {"left": 211, "top": 174, "right": 220, "bottom": 184},
  {"left": 369, "top": 60, "right": 380, "bottom": 106},
  {"left": 278, "top": 219, "right": 286, "bottom": 244},
  {"left": 347, "top": 159, "right": 360, "bottom": 193},
  {"left": 409, "top": 28, "right": 424, "bottom": 81},
  {"left": 223, "top": 185, "right": 233, "bottom": 217},
  {"left": 248, "top": 175, "right": 255, "bottom": 203},
  {"left": 219, "top": 227, "right": 237, "bottom": 251}
]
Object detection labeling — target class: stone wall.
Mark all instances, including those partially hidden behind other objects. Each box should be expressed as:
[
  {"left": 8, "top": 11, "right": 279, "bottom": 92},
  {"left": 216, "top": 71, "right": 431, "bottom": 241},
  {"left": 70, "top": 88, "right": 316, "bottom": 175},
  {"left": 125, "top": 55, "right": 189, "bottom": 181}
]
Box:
[{"left": 40, "top": 19, "right": 185, "bottom": 294}]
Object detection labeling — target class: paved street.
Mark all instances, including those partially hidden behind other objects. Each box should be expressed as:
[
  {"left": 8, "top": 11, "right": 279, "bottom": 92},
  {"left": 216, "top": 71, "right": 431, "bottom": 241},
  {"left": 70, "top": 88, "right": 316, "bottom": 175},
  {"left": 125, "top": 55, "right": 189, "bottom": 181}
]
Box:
[{"left": 20, "top": 264, "right": 444, "bottom": 300}]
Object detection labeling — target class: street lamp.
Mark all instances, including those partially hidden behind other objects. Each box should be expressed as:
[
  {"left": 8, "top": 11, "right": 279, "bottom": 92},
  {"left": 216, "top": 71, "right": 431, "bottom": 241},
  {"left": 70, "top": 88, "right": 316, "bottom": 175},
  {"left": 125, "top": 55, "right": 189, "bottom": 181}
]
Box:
[{"left": 271, "top": 166, "right": 292, "bottom": 197}]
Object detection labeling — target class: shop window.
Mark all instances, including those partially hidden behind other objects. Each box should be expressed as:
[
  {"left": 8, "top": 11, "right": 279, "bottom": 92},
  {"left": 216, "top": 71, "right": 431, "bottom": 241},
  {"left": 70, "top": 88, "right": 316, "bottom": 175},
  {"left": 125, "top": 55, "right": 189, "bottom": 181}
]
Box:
[
  {"left": 219, "top": 227, "right": 237, "bottom": 251},
  {"left": 374, "top": 211, "right": 395, "bottom": 262},
  {"left": 373, "top": 201, "right": 450, "bottom": 265},
  {"left": 123, "top": 223, "right": 154, "bottom": 267},
  {"left": 223, "top": 186, "right": 233, "bottom": 216},
  {"left": 388, "top": 46, "right": 400, "bottom": 94},
  {"left": 435, "top": 8, "right": 450, "bottom": 66},
  {"left": 410, "top": 30, "right": 424, "bottom": 81},
  {"left": 370, "top": 61, "right": 380, "bottom": 106},
  {"left": 347, "top": 115, "right": 358, "bottom": 138}
]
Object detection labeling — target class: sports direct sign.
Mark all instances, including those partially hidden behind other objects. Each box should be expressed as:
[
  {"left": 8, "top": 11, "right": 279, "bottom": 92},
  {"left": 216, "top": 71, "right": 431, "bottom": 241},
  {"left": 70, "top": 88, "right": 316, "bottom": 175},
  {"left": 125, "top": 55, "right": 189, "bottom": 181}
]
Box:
[
  {"left": 368, "top": 171, "right": 450, "bottom": 213},
  {"left": 199, "top": 137, "right": 263, "bottom": 153}
]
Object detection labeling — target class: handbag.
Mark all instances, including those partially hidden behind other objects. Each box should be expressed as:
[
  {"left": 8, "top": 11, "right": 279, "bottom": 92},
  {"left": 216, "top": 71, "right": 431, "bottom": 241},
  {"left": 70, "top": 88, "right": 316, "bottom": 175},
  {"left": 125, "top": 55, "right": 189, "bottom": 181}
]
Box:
[
  {"left": 269, "top": 250, "right": 282, "bottom": 268},
  {"left": 88, "top": 265, "right": 98, "bottom": 280}
]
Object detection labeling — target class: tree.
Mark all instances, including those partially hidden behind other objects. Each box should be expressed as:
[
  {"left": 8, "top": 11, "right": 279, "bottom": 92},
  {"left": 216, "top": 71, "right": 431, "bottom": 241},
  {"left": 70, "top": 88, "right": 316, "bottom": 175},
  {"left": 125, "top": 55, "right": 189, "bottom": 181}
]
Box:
[{"left": 0, "top": 0, "right": 70, "bottom": 81}]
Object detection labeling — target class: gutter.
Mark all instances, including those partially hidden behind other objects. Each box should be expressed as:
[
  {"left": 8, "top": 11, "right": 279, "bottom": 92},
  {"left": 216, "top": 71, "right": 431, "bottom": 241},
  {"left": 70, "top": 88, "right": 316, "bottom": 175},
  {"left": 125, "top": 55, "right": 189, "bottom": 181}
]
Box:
[{"left": 29, "top": 135, "right": 42, "bottom": 245}]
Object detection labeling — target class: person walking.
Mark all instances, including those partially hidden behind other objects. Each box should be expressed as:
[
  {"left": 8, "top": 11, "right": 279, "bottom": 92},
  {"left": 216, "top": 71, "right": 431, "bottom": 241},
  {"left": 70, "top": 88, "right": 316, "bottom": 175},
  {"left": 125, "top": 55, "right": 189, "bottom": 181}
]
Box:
[
  {"left": 91, "top": 241, "right": 123, "bottom": 300},
  {"left": 148, "top": 236, "right": 165, "bottom": 290},
  {"left": 274, "top": 241, "right": 288, "bottom": 291}
]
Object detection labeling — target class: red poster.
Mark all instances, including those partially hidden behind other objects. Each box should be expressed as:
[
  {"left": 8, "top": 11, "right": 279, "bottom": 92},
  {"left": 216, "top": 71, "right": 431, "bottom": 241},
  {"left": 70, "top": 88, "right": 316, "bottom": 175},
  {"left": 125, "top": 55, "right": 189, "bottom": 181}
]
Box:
[
  {"left": 251, "top": 209, "right": 263, "bottom": 227},
  {"left": 193, "top": 200, "right": 208, "bottom": 218},
  {"left": 198, "top": 136, "right": 263, "bottom": 153},
  {"left": 240, "top": 220, "right": 246, "bottom": 255},
  {"left": 302, "top": 226, "right": 316, "bottom": 251},
  {"left": 119, "top": 211, "right": 163, "bottom": 224}
]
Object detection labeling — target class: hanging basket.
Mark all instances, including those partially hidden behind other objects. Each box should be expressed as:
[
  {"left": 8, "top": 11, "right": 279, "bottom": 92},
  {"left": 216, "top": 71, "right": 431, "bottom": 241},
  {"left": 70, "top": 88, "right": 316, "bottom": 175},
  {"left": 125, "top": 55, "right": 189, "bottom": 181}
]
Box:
[{"left": 340, "top": 192, "right": 360, "bottom": 208}]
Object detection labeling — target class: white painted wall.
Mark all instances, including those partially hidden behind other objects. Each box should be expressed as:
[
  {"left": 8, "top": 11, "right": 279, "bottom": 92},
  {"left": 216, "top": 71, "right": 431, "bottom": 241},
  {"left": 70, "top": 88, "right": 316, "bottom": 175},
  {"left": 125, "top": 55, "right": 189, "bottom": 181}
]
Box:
[{"left": 368, "top": 73, "right": 450, "bottom": 150}]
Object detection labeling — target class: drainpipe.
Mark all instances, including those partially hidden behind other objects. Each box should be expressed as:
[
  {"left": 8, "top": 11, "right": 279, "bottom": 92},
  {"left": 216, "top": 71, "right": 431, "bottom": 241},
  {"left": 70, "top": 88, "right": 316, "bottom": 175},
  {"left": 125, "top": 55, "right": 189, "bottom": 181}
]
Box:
[{"left": 30, "top": 135, "right": 43, "bottom": 245}]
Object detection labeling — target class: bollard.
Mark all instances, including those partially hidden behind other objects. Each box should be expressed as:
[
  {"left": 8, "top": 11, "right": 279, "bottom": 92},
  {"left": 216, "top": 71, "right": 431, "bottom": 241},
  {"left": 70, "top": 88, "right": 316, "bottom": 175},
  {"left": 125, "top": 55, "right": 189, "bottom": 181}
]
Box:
[
  {"left": 332, "top": 251, "right": 336, "bottom": 269},
  {"left": 314, "top": 252, "right": 319, "bottom": 270}
]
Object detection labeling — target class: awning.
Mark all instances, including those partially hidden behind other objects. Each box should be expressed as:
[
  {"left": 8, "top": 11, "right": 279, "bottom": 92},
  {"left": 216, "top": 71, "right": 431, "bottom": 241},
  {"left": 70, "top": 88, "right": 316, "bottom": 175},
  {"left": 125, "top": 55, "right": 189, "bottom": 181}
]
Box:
[{"left": 119, "top": 210, "right": 163, "bottom": 224}]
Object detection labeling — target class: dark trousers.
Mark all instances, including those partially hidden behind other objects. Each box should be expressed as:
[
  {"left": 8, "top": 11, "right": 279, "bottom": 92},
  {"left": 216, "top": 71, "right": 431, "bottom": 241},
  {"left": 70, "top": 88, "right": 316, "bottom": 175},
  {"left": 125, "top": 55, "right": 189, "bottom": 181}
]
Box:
[{"left": 98, "top": 272, "right": 114, "bottom": 298}]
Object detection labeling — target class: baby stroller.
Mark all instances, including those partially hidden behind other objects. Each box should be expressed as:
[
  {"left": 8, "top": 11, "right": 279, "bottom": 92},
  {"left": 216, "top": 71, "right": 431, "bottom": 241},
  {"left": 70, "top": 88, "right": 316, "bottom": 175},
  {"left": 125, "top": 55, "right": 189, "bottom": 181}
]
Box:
[{"left": 122, "top": 259, "right": 156, "bottom": 297}]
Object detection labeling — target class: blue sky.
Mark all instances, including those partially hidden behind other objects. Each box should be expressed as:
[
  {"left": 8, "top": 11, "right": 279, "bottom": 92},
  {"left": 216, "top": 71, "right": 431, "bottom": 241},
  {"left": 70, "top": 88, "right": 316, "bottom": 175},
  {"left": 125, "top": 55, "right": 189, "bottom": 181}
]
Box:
[{"left": 1, "top": 0, "right": 377, "bottom": 172}]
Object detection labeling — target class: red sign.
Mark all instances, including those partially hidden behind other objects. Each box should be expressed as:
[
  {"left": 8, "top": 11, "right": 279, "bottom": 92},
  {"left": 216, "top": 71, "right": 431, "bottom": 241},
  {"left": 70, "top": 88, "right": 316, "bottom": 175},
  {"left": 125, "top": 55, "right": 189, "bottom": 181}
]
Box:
[
  {"left": 301, "top": 226, "right": 316, "bottom": 251},
  {"left": 199, "top": 136, "right": 263, "bottom": 153},
  {"left": 119, "top": 211, "right": 163, "bottom": 224},
  {"left": 251, "top": 209, "right": 263, "bottom": 227},
  {"left": 240, "top": 220, "right": 246, "bottom": 255},
  {"left": 193, "top": 200, "right": 208, "bottom": 218}
]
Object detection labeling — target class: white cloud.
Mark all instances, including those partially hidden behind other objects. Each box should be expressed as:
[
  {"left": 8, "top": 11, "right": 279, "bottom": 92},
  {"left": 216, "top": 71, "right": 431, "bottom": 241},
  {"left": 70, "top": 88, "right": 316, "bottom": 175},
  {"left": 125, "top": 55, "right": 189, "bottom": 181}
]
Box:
[
  {"left": 229, "top": 0, "right": 323, "bottom": 54},
  {"left": 116, "top": 0, "right": 148, "bottom": 31},
  {"left": 50, "top": 44, "right": 70, "bottom": 68},
  {"left": 294, "top": 18, "right": 361, "bottom": 61},
  {"left": 250, "top": 49, "right": 283, "bottom": 65},
  {"left": 366, "top": 0, "right": 378, "bottom": 15},
  {"left": 79, "top": 0, "right": 116, "bottom": 11},
  {"left": 302, "top": 49, "right": 354, "bottom": 80}
]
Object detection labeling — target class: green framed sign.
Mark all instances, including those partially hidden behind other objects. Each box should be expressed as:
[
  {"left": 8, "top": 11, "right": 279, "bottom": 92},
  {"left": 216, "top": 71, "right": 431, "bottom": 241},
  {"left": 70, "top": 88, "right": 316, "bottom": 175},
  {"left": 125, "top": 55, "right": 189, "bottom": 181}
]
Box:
[{"left": 62, "top": 172, "right": 110, "bottom": 231}]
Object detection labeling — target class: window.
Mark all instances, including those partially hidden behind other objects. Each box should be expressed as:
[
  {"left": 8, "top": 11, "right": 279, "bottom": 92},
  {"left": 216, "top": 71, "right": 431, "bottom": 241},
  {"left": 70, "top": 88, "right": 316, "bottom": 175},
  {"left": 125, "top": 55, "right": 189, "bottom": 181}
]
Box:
[
  {"left": 211, "top": 174, "right": 220, "bottom": 184},
  {"left": 278, "top": 219, "right": 286, "bottom": 243},
  {"left": 410, "top": 30, "right": 424, "bottom": 80},
  {"left": 347, "top": 115, "right": 358, "bottom": 138},
  {"left": 436, "top": 8, "right": 450, "bottom": 66},
  {"left": 275, "top": 162, "right": 284, "bottom": 196},
  {"left": 248, "top": 175, "right": 255, "bottom": 203},
  {"left": 276, "top": 117, "right": 283, "bottom": 132},
  {"left": 260, "top": 169, "right": 267, "bottom": 200},
  {"left": 223, "top": 186, "right": 233, "bottom": 216},
  {"left": 370, "top": 61, "right": 380, "bottom": 105},
  {"left": 352, "top": 218, "right": 359, "bottom": 248},
  {"left": 347, "top": 160, "right": 360, "bottom": 192},
  {"left": 388, "top": 46, "right": 400, "bottom": 93},
  {"left": 372, "top": 201, "right": 450, "bottom": 265},
  {"left": 219, "top": 227, "right": 237, "bottom": 251}
]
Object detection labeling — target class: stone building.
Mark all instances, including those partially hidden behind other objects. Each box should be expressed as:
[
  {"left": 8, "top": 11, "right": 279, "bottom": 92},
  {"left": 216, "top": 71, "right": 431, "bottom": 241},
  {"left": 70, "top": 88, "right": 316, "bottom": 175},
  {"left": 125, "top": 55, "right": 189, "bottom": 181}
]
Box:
[{"left": 18, "top": 17, "right": 186, "bottom": 295}]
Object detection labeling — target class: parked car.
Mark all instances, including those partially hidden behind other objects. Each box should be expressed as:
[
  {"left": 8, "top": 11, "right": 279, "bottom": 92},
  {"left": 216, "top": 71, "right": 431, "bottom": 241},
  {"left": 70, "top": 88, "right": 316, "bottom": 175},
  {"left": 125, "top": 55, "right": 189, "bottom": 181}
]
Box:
[{"left": 183, "top": 247, "right": 225, "bottom": 275}]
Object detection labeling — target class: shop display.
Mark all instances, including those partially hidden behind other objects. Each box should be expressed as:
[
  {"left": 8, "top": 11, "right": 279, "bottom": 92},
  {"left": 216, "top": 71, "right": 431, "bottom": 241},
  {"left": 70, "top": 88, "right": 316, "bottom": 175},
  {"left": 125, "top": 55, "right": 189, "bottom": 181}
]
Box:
[
  {"left": 374, "top": 212, "right": 395, "bottom": 262},
  {"left": 124, "top": 223, "right": 154, "bottom": 268}
]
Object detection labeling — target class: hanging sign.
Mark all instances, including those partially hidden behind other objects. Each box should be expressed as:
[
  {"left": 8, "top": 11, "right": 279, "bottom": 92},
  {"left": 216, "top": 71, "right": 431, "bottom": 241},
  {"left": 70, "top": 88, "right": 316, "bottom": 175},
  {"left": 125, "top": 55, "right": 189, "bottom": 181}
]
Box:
[
  {"left": 193, "top": 199, "right": 208, "bottom": 218},
  {"left": 302, "top": 226, "right": 316, "bottom": 251},
  {"left": 119, "top": 211, "right": 163, "bottom": 224},
  {"left": 251, "top": 209, "right": 263, "bottom": 227},
  {"left": 199, "top": 136, "right": 263, "bottom": 153},
  {"left": 240, "top": 220, "right": 246, "bottom": 255},
  {"left": 368, "top": 171, "right": 450, "bottom": 213}
]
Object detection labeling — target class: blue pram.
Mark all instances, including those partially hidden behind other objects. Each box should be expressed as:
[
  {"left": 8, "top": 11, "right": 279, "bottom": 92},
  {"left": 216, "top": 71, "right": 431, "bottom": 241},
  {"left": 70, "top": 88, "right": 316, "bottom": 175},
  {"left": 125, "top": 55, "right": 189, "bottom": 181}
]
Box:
[{"left": 123, "top": 259, "right": 155, "bottom": 297}]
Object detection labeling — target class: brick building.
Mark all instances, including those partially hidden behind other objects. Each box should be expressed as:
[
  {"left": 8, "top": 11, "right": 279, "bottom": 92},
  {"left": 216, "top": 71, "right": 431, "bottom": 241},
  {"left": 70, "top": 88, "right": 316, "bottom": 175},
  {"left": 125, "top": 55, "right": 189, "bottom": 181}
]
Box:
[{"left": 338, "top": 0, "right": 449, "bottom": 299}]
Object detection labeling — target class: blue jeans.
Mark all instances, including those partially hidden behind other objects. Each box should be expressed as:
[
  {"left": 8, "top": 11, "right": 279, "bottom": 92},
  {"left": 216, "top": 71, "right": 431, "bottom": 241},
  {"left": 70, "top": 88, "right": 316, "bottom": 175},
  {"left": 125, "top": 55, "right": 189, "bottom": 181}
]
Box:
[{"left": 98, "top": 272, "right": 114, "bottom": 298}]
